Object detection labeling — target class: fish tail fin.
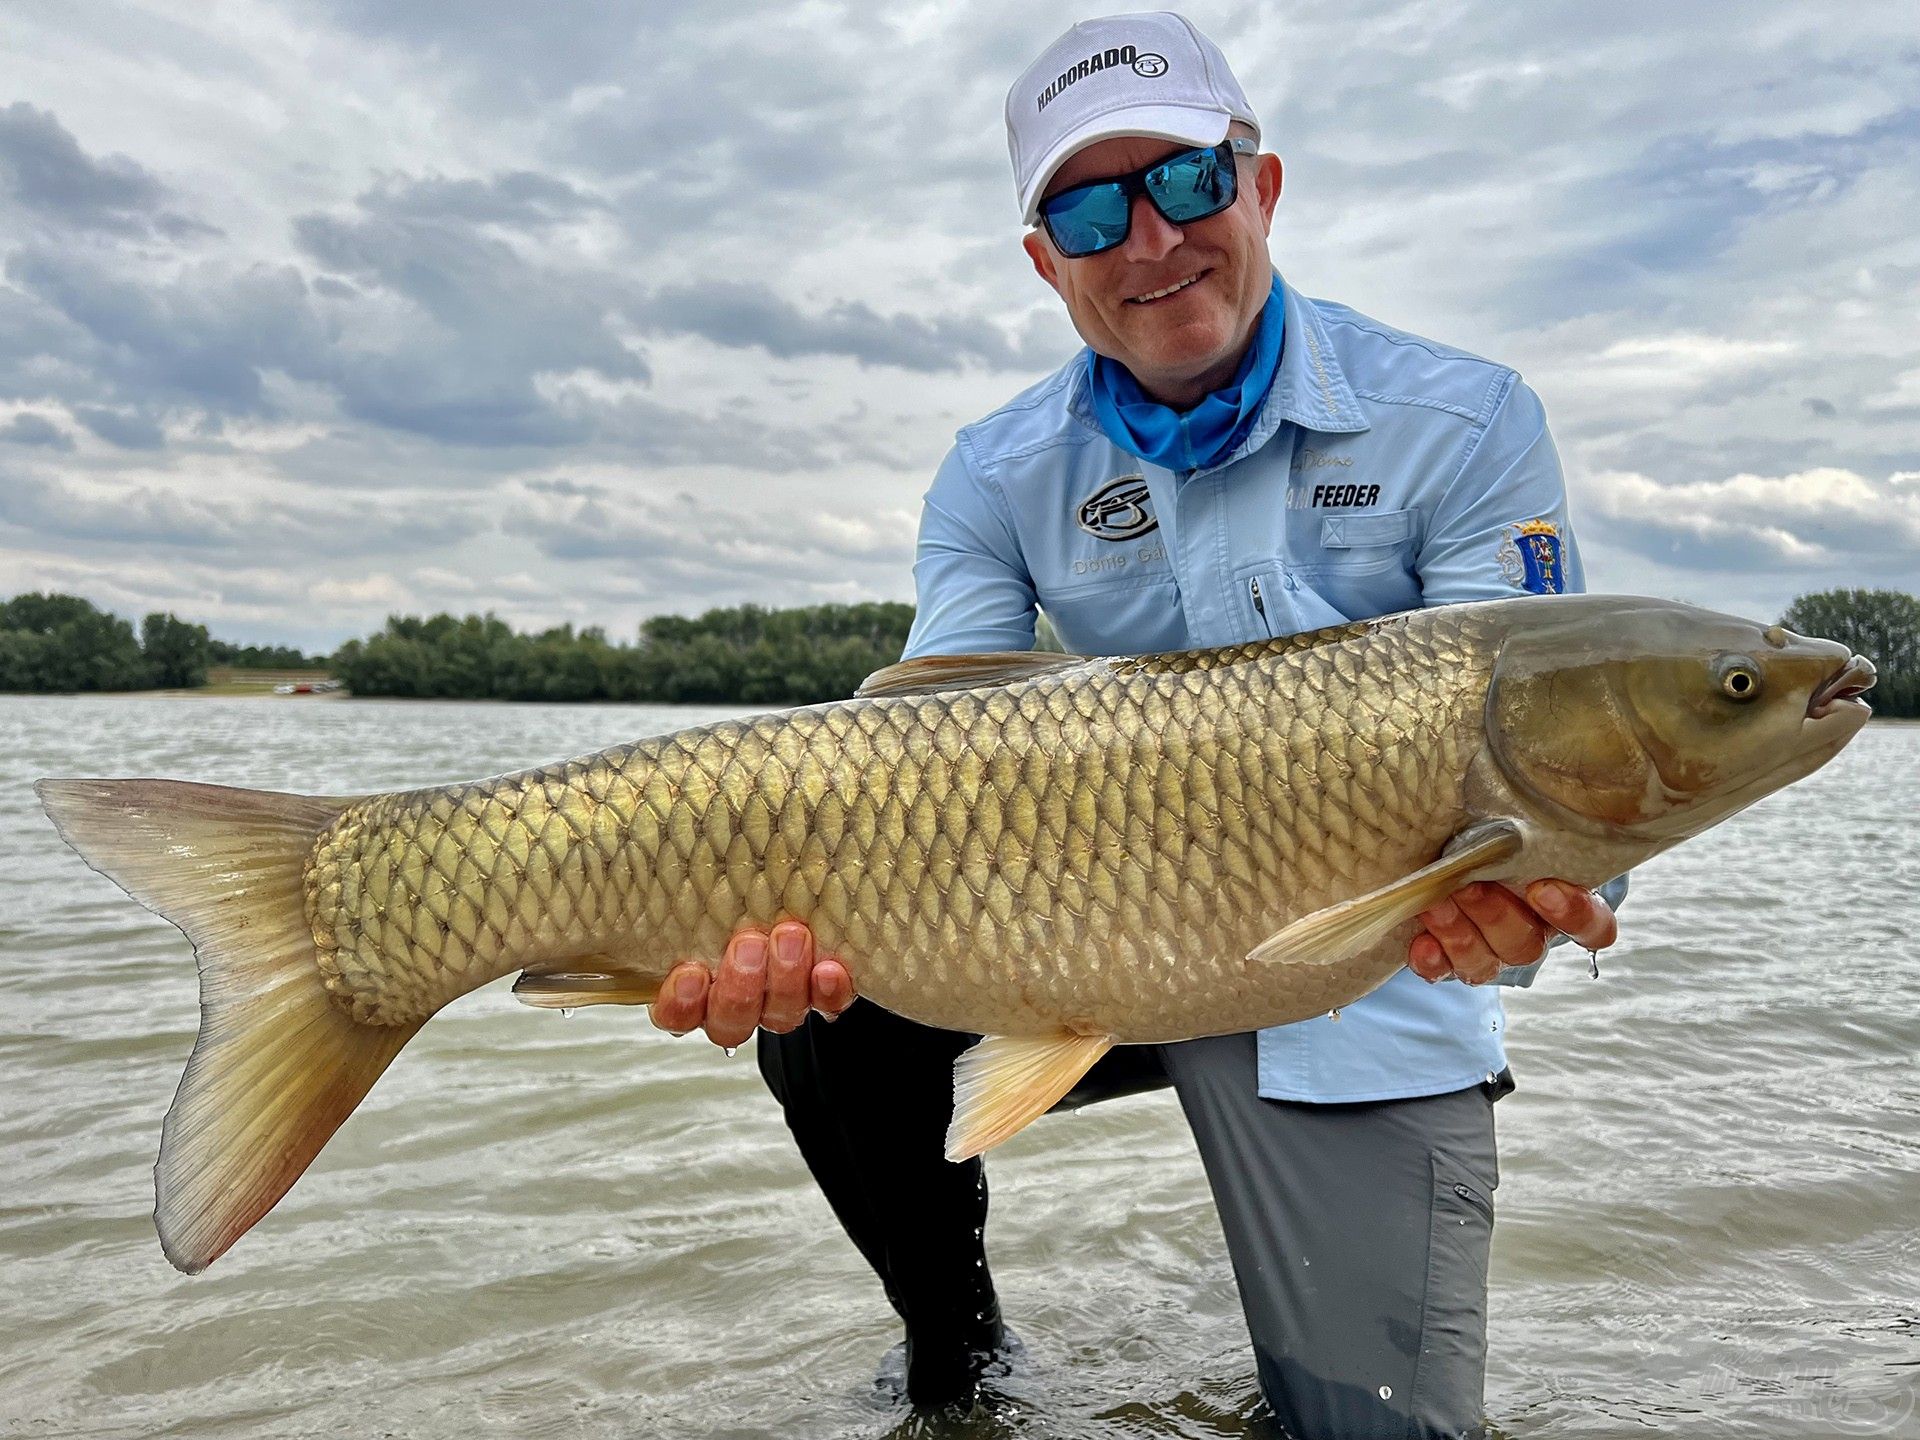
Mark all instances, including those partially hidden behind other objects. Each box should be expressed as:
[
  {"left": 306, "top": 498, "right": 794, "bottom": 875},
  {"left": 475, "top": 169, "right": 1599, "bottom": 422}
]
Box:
[{"left": 35, "top": 778, "right": 419, "bottom": 1274}]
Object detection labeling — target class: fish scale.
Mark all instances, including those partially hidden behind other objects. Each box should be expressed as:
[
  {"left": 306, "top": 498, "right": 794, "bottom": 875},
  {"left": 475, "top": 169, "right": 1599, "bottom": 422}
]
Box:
[{"left": 302, "top": 610, "right": 1489, "bottom": 1039}]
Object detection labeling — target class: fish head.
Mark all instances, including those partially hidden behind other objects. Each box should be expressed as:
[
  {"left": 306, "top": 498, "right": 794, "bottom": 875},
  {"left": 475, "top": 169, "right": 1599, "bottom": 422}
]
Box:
[{"left": 1486, "top": 596, "right": 1875, "bottom": 843}]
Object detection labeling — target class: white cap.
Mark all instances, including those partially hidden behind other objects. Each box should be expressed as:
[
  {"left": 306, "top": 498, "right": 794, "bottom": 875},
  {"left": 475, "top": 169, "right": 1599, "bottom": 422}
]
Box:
[{"left": 1006, "top": 12, "right": 1260, "bottom": 225}]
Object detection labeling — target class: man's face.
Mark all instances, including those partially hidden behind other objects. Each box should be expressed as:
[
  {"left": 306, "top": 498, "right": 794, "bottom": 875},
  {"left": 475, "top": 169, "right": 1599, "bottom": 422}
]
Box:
[{"left": 1024, "top": 133, "right": 1282, "bottom": 408}]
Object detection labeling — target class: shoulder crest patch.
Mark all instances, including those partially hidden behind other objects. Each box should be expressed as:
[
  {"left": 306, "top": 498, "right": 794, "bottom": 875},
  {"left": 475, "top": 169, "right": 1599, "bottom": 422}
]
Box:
[{"left": 1497, "top": 518, "right": 1565, "bottom": 594}]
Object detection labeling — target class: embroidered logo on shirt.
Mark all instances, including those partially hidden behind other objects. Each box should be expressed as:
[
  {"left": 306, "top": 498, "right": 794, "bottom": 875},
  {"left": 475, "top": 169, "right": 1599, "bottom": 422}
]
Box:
[
  {"left": 1498, "top": 519, "right": 1565, "bottom": 594},
  {"left": 1077, "top": 475, "right": 1159, "bottom": 541}
]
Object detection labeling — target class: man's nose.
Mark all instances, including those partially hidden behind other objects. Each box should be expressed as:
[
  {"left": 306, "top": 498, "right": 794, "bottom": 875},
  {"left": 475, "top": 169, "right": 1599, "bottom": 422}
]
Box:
[{"left": 1121, "top": 193, "right": 1182, "bottom": 262}]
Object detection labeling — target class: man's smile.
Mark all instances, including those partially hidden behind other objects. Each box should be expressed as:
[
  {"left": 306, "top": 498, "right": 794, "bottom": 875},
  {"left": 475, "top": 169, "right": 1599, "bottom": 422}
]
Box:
[{"left": 1126, "top": 269, "right": 1209, "bottom": 304}]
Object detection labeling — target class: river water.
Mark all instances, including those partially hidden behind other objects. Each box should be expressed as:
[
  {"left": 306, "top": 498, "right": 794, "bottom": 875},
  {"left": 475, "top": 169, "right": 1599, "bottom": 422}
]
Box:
[{"left": 1, "top": 695, "right": 1914, "bottom": 1439}]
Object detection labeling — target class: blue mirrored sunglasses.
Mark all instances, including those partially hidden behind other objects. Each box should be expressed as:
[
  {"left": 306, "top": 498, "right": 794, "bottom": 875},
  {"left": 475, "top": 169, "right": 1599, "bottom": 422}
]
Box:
[{"left": 1039, "top": 137, "right": 1259, "bottom": 258}]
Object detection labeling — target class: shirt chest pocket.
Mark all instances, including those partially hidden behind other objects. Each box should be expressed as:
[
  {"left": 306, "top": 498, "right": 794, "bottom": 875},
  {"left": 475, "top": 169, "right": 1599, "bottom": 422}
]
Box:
[{"left": 1299, "top": 507, "right": 1417, "bottom": 577}]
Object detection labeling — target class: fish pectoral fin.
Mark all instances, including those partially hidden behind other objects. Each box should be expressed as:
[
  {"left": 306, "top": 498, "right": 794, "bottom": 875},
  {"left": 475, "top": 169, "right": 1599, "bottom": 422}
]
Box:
[
  {"left": 856, "top": 651, "right": 1088, "bottom": 698},
  {"left": 1247, "top": 820, "right": 1526, "bottom": 967},
  {"left": 513, "top": 964, "right": 662, "bottom": 1009},
  {"left": 945, "top": 1031, "right": 1115, "bottom": 1162}
]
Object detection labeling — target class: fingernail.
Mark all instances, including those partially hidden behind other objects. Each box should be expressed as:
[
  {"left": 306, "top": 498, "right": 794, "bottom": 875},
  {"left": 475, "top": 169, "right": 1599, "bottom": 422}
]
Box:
[
  {"left": 675, "top": 970, "right": 704, "bottom": 1002},
  {"left": 1534, "top": 886, "right": 1569, "bottom": 918},
  {"left": 774, "top": 928, "right": 804, "bottom": 967},
  {"left": 736, "top": 934, "right": 767, "bottom": 972}
]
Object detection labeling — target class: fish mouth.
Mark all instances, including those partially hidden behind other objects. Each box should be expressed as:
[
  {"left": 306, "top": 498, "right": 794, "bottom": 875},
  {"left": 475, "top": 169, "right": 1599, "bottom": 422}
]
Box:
[{"left": 1808, "top": 655, "right": 1876, "bottom": 718}]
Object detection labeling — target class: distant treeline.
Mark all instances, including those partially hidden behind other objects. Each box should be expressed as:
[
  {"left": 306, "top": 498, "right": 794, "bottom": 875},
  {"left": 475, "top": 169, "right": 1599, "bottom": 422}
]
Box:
[
  {"left": 0, "top": 591, "right": 326, "bottom": 695},
  {"left": 330, "top": 603, "right": 915, "bottom": 704},
  {"left": 4, "top": 588, "right": 1916, "bottom": 715},
  {"left": 1780, "top": 588, "right": 1918, "bottom": 717},
  {"left": 0, "top": 592, "right": 320, "bottom": 693}
]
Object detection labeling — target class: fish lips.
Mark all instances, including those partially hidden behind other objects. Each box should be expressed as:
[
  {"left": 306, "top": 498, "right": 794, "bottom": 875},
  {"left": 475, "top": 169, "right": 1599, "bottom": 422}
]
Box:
[{"left": 1808, "top": 655, "right": 1876, "bottom": 719}]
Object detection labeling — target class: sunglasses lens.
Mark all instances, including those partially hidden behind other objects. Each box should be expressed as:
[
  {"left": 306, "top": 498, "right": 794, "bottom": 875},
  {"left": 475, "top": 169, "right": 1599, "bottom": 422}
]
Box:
[
  {"left": 1043, "top": 183, "right": 1131, "bottom": 257},
  {"left": 1148, "top": 147, "right": 1235, "bottom": 224},
  {"left": 1040, "top": 145, "right": 1241, "bottom": 257}
]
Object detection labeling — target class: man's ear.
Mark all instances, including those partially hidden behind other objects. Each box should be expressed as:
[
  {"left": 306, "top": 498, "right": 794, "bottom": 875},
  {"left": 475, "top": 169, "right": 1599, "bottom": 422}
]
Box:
[
  {"left": 1254, "top": 153, "right": 1283, "bottom": 232},
  {"left": 1023, "top": 230, "right": 1064, "bottom": 296}
]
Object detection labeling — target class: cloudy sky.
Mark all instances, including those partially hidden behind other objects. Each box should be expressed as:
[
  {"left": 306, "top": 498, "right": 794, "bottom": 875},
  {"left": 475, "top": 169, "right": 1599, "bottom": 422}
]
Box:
[{"left": 1, "top": 1, "right": 1915, "bottom": 651}]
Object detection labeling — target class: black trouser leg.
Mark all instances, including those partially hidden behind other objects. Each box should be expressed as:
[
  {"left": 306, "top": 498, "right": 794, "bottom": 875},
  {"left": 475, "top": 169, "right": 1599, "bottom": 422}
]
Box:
[{"left": 757, "top": 1001, "right": 1003, "bottom": 1405}]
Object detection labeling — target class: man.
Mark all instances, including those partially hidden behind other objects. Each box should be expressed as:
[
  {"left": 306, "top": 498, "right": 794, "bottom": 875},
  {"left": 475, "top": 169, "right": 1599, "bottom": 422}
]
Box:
[{"left": 652, "top": 13, "right": 1624, "bottom": 1436}]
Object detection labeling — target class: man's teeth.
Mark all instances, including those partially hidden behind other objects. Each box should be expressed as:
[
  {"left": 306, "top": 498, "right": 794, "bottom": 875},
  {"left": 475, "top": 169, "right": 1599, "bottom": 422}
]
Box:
[{"left": 1130, "top": 273, "right": 1202, "bottom": 303}]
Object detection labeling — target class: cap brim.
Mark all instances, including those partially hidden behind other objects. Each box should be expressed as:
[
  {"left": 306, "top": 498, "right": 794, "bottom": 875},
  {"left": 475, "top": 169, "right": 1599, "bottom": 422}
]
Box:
[{"left": 1019, "top": 105, "right": 1233, "bottom": 224}]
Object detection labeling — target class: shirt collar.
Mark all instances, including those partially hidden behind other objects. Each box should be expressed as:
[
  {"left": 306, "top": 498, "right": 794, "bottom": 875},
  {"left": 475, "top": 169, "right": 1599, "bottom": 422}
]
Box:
[{"left": 1065, "top": 272, "right": 1369, "bottom": 461}]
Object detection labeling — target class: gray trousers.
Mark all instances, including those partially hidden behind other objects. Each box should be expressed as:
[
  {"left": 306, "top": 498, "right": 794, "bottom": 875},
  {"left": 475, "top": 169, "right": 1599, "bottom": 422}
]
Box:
[{"left": 1156, "top": 1033, "right": 1502, "bottom": 1439}]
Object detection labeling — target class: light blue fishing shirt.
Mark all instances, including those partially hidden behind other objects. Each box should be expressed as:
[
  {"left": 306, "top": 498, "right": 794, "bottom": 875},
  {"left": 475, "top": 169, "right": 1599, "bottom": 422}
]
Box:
[{"left": 904, "top": 273, "right": 1627, "bottom": 1104}]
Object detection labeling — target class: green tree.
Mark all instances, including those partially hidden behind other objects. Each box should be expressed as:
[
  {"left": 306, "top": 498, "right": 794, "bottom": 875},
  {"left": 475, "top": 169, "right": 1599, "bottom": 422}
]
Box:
[
  {"left": 141, "top": 612, "right": 212, "bottom": 689},
  {"left": 1782, "top": 588, "right": 1920, "bottom": 718},
  {"left": 0, "top": 592, "right": 147, "bottom": 691}
]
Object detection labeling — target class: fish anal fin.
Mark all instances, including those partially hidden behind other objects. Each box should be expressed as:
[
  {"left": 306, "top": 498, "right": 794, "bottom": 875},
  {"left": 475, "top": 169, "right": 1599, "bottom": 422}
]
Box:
[
  {"left": 513, "top": 964, "right": 662, "bottom": 1009},
  {"left": 856, "top": 652, "right": 1087, "bottom": 699},
  {"left": 945, "top": 1031, "right": 1114, "bottom": 1162},
  {"left": 1248, "top": 820, "right": 1526, "bottom": 968}
]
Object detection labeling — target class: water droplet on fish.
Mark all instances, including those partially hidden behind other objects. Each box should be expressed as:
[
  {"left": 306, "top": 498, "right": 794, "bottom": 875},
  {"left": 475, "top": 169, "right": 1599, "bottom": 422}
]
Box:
[
  {"left": 723, "top": 1046, "right": 737, "bottom": 1058},
  {"left": 1587, "top": 948, "right": 1601, "bottom": 979},
  {"left": 1378, "top": 1384, "right": 1393, "bottom": 1400},
  {"left": 559, "top": 1008, "right": 575, "bottom": 1019},
  {"left": 1327, "top": 1008, "right": 1340, "bottom": 1022}
]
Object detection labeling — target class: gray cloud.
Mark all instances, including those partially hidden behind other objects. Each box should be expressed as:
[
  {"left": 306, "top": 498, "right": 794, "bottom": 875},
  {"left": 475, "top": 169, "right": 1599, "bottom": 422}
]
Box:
[
  {"left": 357, "top": 170, "right": 610, "bottom": 228},
  {"left": 0, "top": 102, "right": 213, "bottom": 240},
  {"left": 635, "top": 282, "right": 1058, "bottom": 374},
  {"left": 0, "top": 413, "right": 72, "bottom": 449},
  {"left": 71, "top": 405, "right": 164, "bottom": 450},
  {"left": 506, "top": 482, "right": 917, "bottom": 583},
  {"left": 1581, "top": 466, "right": 1920, "bottom": 580},
  {"left": 0, "top": 472, "right": 488, "bottom": 558}
]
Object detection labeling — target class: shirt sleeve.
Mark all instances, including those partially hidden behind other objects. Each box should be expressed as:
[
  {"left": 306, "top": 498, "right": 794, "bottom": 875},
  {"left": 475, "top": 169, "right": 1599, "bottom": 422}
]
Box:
[
  {"left": 1408, "top": 373, "right": 1628, "bottom": 985},
  {"left": 901, "top": 443, "right": 1039, "bottom": 660},
  {"left": 1415, "top": 374, "right": 1585, "bottom": 606}
]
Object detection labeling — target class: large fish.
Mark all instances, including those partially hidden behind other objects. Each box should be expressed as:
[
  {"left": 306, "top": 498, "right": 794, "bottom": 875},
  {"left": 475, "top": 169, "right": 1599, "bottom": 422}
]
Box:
[{"left": 37, "top": 595, "right": 1874, "bottom": 1274}]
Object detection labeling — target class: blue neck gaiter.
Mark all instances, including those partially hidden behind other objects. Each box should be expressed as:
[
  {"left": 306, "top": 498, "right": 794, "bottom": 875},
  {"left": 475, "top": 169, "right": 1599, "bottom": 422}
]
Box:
[{"left": 1089, "top": 272, "right": 1285, "bottom": 474}]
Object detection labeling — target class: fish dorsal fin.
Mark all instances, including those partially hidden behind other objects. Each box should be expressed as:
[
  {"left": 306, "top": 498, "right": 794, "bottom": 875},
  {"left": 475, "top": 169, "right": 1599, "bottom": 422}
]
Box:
[
  {"left": 945, "top": 1032, "right": 1115, "bottom": 1161},
  {"left": 856, "top": 651, "right": 1087, "bottom": 699},
  {"left": 1248, "top": 820, "right": 1525, "bottom": 968}
]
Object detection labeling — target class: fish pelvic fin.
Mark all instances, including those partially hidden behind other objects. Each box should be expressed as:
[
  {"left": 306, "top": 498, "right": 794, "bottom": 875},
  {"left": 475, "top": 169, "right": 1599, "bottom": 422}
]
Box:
[
  {"left": 945, "top": 1031, "right": 1114, "bottom": 1162},
  {"left": 35, "top": 778, "right": 418, "bottom": 1275},
  {"left": 1247, "top": 820, "right": 1526, "bottom": 968},
  {"left": 512, "top": 965, "right": 661, "bottom": 1008}
]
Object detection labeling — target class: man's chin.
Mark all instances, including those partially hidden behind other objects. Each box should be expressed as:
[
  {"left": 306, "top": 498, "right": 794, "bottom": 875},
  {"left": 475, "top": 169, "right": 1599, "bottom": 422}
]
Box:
[{"left": 1112, "top": 331, "right": 1239, "bottom": 394}]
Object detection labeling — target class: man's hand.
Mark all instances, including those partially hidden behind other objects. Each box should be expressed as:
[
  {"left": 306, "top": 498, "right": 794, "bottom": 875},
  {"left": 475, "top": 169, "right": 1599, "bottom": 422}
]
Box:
[
  {"left": 1409, "top": 879, "right": 1617, "bottom": 985},
  {"left": 648, "top": 920, "right": 855, "bottom": 1049}
]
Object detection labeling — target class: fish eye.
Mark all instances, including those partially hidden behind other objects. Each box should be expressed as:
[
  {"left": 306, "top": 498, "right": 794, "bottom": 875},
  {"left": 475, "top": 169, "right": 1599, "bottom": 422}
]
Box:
[{"left": 1714, "top": 654, "right": 1762, "bottom": 701}]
